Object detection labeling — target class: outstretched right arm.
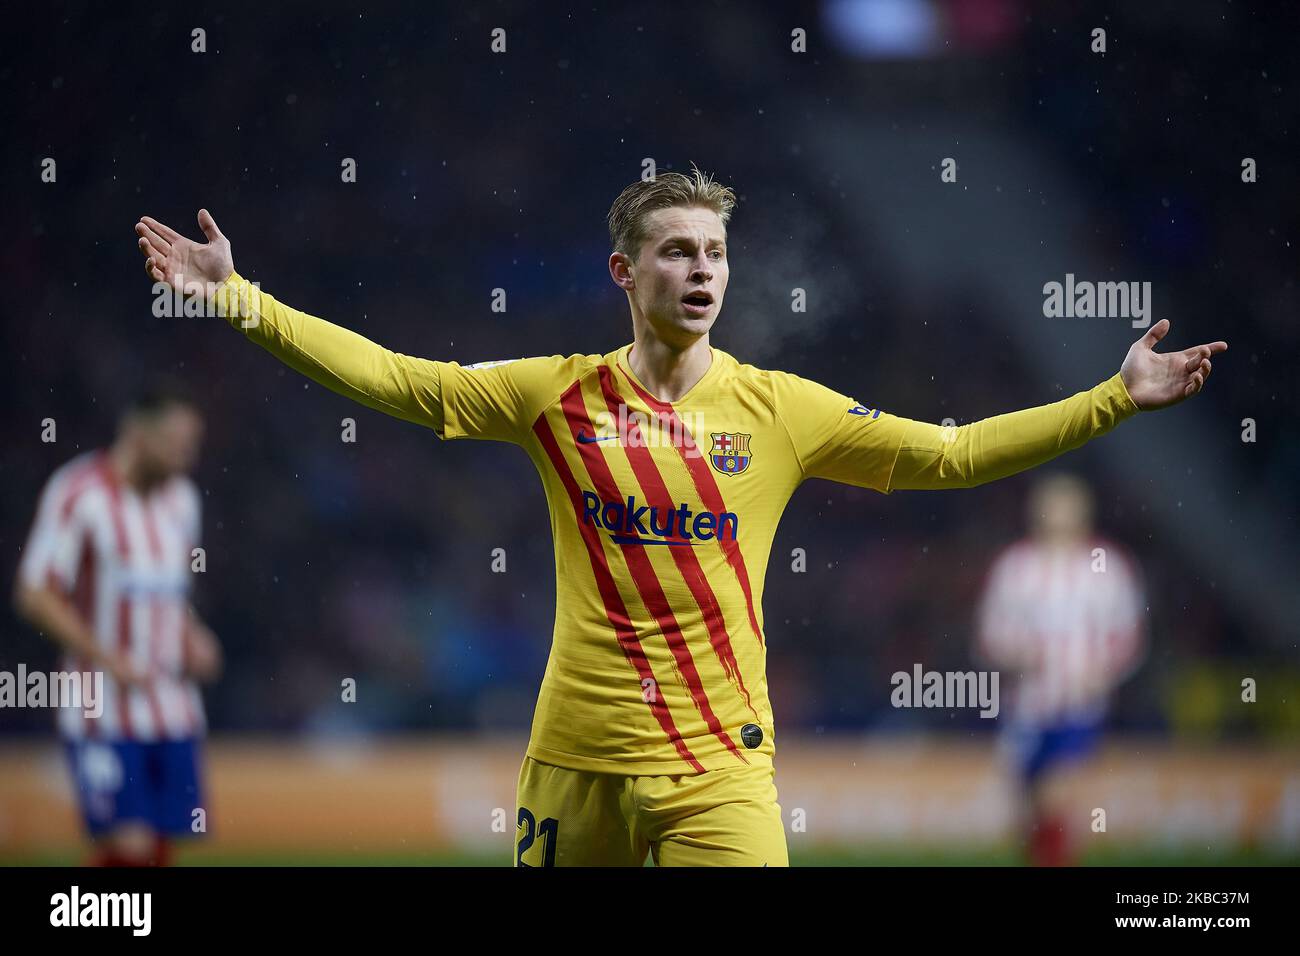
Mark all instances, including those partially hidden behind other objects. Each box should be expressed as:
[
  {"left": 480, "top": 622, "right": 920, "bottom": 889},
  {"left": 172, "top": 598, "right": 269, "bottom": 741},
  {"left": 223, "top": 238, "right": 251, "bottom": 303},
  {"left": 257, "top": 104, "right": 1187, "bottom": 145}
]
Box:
[
  {"left": 136, "top": 210, "right": 447, "bottom": 433},
  {"left": 209, "top": 269, "right": 448, "bottom": 432}
]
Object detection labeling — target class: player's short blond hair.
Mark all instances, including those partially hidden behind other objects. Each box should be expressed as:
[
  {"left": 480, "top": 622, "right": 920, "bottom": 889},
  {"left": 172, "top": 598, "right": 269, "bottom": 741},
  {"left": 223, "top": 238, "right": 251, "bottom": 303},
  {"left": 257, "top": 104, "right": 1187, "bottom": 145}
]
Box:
[{"left": 607, "top": 163, "right": 737, "bottom": 263}]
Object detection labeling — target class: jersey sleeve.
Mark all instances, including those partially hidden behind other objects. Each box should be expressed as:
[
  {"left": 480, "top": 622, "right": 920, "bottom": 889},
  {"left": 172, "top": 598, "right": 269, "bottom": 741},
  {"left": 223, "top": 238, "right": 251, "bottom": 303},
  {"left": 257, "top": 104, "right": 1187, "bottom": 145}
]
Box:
[
  {"left": 17, "top": 469, "right": 90, "bottom": 594},
  {"left": 209, "top": 271, "right": 569, "bottom": 445},
  {"left": 770, "top": 372, "right": 909, "bottom": 492},
  {"left": 434, "top": 356, "right": 578, "bottom": 444},
  {"left": 778, "top": 370, "right": 1140, "bottom": 492}
]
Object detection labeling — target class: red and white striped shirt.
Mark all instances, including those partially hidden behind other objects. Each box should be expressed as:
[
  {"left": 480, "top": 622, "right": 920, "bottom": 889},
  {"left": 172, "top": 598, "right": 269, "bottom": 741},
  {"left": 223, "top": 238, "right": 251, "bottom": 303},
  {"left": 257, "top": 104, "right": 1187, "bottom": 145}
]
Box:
[
  {"left": 975, "top": 537, "right": 1146, "bottom": 724},
  {"left": 18, "top": 451, "right": 206, "bottom": 741}
]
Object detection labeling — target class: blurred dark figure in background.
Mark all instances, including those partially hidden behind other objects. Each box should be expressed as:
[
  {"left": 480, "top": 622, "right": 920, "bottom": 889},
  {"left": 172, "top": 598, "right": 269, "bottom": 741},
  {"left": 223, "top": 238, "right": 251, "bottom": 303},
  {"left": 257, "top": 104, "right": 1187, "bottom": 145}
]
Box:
[
  {"left": 12, "top": 383, "right": 222, "bottom": 866},
  {"left": 975, "top": 473, "right": 1146, "bottom": 865}
]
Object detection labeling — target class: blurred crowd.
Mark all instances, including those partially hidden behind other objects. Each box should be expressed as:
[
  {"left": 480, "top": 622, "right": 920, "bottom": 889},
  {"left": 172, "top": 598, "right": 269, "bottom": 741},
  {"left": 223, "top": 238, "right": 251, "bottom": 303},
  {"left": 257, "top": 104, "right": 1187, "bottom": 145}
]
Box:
[{"left": 3, "top": 3, "right": 1295, "bottom": 742}]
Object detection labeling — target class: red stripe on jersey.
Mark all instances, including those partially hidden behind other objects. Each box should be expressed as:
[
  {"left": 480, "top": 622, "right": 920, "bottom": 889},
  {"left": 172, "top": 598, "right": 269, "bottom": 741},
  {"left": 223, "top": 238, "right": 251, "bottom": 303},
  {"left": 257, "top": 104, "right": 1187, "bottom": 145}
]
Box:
[
  {"left": 98, "top": 458, "right": 137, "bottom": 739},
  {"left": 71, "top": 541, "right": 100, "bottom": 740},
  {"left": 114, "top": 593, "right": 134, "bottom": 735},
  {"left": 615, "top": 363, "right": 766, "bottom": 649},
  {"left": 532, "top": 395, "right": 705, "bottom": 773},
  {"left": 559, "top": 383, "right": 746, "bottom": 765},
  {"left": 50, "top": 457, "right": 106, "bottom": 740},
  {"left": 68, "top": 538, "right": 96, "bottom": 621},
  {"left": 178, "top": 609, "right": 199, "bottom": 733},
  {"left": 597, "top": 365, "right": 760, "bottom": 722},
  {"left": 146, "top": 601, "right": 168, "bottom": 733},
  {"left": 139, "top": 499, "right": 172, "bottom": 735},
  {"left": 160, "top": 481, "right": 200, "bottom": 734}
]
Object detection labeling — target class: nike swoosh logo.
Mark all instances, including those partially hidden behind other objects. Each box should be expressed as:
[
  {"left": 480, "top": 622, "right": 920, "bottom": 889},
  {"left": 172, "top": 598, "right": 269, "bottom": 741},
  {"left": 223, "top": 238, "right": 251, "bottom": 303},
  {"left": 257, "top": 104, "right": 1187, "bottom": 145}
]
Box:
[{"left": 577, "top": 432, "right": 618, "bottom": 443}]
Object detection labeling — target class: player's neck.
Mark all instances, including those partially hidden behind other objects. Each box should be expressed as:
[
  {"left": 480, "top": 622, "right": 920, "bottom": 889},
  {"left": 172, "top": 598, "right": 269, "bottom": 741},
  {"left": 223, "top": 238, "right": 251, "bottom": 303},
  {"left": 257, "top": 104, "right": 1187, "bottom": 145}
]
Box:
[
  {"left": 626, "top": 336, "right": 713, "bottom": 403},
  {"left": 1035, "top": 533, "right": 1088, "bottom": 551},
  {"left": 106, "top": 442, "right": 160, "bottom": 494}
]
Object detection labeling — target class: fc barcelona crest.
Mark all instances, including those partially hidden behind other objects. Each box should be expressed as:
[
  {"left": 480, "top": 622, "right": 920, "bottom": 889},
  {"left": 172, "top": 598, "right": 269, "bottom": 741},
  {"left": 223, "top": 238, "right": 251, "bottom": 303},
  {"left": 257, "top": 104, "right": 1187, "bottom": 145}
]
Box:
[{"left": 709, "top": 432, "right": 752, "bottom": 476}]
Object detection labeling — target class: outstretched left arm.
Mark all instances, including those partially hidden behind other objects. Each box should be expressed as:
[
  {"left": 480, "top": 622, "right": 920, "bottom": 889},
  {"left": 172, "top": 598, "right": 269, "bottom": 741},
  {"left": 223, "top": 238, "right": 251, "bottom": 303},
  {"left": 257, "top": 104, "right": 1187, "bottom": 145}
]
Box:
[
  {"left": 889, "top": 320, "right": 1227, "bottom": 491},
  {"left": 1117, "top": 318, "right": 1226, "bottom": 410}
]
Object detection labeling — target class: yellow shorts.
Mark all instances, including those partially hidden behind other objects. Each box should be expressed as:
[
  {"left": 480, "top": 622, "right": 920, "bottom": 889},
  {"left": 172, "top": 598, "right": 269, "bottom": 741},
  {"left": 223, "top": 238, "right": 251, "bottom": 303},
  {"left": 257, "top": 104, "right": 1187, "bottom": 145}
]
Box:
[{"left": 514, "top": 755, "right": 789, "bottom": 867}]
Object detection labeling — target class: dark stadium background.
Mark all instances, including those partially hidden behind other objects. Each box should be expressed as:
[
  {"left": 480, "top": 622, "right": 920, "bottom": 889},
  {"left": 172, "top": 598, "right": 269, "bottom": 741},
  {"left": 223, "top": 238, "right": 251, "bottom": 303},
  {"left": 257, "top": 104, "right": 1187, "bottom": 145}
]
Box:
[{"left": 1, "top": 1, "right": 1297, "bottom": 864}]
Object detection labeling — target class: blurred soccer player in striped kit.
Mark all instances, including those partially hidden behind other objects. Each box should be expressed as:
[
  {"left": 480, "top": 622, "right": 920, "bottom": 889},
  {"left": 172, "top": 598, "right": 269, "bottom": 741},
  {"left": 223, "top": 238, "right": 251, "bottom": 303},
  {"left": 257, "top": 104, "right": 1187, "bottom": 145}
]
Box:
[
  {"left": 13, "top": 383, "right": 222, "bottom": 866},
  {"left": 975, "top": 473, "right": 1146, "bottom": 866}
]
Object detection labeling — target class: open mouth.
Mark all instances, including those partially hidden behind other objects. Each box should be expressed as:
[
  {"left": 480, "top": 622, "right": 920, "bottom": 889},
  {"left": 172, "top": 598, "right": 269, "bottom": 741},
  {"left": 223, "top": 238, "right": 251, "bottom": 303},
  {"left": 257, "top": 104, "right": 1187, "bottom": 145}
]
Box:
[{"left": 681, "top": 292, "right": 713, "bottom": 311}]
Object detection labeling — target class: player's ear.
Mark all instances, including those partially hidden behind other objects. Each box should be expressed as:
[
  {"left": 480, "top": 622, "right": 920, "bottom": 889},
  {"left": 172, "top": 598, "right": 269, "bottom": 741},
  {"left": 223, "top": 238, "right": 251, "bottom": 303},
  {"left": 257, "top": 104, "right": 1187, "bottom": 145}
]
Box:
[{"left": 609, "top": 251, "right": 635, "bottom": 290}]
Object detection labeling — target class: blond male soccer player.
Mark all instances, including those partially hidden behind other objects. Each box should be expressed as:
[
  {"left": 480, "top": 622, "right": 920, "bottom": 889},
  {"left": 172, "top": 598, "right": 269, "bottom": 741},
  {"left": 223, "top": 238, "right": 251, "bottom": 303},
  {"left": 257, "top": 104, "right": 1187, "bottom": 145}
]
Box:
[{"left": 135, "top": 167, "right": 1225, "bottom": 866}]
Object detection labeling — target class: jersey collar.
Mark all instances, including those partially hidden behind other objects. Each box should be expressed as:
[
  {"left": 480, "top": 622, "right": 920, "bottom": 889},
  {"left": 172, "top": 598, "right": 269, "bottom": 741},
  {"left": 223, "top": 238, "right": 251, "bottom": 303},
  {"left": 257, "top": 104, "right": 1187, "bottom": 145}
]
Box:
[{"left": 614, "top": 342, "right": 722, "bottom": 408}]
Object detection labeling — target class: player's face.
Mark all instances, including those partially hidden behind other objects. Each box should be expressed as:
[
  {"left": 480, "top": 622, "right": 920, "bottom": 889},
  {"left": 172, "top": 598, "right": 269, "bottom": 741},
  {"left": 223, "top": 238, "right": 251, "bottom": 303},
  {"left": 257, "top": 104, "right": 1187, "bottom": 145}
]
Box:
[
  {"left": 135, "top": 405, "right": 204, "bottom": 481},
  {"left": 627, "top": 206, "right": 728, "bottom": 345}
]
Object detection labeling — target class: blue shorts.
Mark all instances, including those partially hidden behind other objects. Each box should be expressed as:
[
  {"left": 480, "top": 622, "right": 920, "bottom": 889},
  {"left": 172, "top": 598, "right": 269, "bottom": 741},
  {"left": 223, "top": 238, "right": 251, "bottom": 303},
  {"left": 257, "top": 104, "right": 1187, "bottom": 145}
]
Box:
[
  {"left": 1011, "top": 720, "right": 1102, "bottom": 783},
  {"left": 64, "top": 738, "right": 206, "bottom": 838}
]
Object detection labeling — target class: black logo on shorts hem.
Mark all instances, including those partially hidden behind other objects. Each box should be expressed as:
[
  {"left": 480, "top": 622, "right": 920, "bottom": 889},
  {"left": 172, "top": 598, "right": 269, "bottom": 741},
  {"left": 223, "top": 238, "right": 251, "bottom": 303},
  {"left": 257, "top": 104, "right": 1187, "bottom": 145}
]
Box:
[{"left": 740, "top": 723, "right": 763, "bottom": 749}]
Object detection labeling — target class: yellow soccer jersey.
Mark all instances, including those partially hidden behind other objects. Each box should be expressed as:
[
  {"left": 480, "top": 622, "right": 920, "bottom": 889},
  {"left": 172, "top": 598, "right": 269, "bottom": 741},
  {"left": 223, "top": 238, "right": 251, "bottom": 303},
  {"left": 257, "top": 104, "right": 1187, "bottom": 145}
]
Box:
[{"left": 210, "top": 271, "right": 1141, "bottom": 774}]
